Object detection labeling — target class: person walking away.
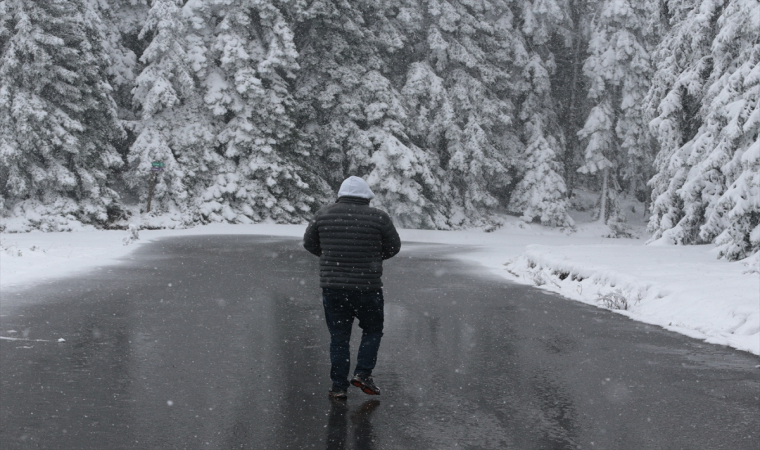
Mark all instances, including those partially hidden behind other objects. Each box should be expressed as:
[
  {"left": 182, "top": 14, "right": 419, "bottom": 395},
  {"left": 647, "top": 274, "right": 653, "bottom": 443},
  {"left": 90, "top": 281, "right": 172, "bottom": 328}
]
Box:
[{"left": 303, "top": 176, "right": 401, "bottom": 399}]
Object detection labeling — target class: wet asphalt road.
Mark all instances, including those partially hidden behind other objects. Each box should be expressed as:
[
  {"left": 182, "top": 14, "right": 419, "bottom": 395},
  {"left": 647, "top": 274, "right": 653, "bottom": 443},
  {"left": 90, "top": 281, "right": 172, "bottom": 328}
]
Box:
[{"left": 1, "top": 235, "right": 759, "bottom": 450}]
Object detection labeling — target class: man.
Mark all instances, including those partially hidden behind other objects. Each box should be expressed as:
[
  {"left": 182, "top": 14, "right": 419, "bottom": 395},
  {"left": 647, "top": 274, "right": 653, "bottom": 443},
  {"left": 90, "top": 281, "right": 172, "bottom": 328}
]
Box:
[{"left": 303, "top": 176, "right": 401, "bottom": 399}]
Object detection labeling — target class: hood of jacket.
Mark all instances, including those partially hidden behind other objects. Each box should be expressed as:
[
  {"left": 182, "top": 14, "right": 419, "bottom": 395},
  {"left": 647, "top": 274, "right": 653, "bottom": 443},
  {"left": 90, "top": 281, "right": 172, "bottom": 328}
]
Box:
[{"left": 337, "top": 176, "right": 375, "bottom": 200}]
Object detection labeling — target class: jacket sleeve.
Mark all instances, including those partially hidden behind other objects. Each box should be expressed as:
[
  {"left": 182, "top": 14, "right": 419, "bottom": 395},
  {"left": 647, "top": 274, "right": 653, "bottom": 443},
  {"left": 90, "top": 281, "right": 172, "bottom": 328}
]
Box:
[
  {"left": 381, "top": 214, "right": 401, "bottom": 260},
  {"left": 303, "top": 214, "right": 322, "bottom": 257}
]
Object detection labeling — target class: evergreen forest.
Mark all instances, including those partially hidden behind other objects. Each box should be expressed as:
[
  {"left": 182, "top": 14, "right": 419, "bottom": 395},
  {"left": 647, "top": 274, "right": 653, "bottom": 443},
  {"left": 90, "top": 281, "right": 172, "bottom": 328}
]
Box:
[{"left": 1, "top": 0, "right": 758, "bottom": 260}]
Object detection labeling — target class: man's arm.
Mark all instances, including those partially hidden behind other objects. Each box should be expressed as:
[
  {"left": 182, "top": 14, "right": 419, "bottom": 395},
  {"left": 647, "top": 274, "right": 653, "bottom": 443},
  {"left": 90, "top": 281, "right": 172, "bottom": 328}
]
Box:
[
  {"left": 303, "top": 215, "right": 322, "bottom": 256},
  {"left": 381, "top": 214, "right": 401, "bottom": 260}
]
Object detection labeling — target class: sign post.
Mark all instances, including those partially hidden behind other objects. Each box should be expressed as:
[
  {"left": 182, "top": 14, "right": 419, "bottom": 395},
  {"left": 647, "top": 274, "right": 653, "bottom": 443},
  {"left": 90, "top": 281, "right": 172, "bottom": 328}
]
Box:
[{"left": 147, "top": 162, "right": 165, "bottom": 213}]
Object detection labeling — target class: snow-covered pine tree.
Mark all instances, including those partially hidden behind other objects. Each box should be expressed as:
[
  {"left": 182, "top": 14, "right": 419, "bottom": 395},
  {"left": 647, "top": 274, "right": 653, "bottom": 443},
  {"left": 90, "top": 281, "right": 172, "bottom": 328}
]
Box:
[
  {"left": 292, "top": 0, "right": 445, "bottom": 227},
  {"left": 577, "top": 0, "right": 655, "bottom": 234},
  {"left": 0, "top": 1, "right": 10, "bottom": 52},
  {"left": 0, "top": 0, "right": 125, "bottom": 230},
  {"left": 509, "top": 0, "right": 573, "bottom": 226},
  {"left": 397, "top": 0, "right": 524, "bottom": 227},
  {"left": 365, "top": 134, "right": 446, "bottom": 228},
  {"left": 83, "top": 0, "right": 150, "bottom": 119},
  {"left": 545, "top": 0, "right": 599, "bottom": 199},
  {"left": 694, "top": 0, "right": 760, "bottom": 259},
  {"left": 613, "top": 0, "right": 658, "bottom": 199},
  {"left": 421, "top": 0, "right": 518, "bottom": 225},
  {"left": 187, "top": 0, "right": 323, "bottom": 223},
  {"left": 126, "top": 0, "right": 210, "bottom": 222},
  {"left": 0, "top": 0, "right": 9, "bottom": 215},
  {"left": 576, "top": 100, "right": 617, "bottom": 221},
  {"left": 508, "top": 115, "right": 574, "bottom": 226},
  {"left": 293, "top": 0, "right": 393, "bottom": 183},
  {"left": 647, "top": 0, "right": 759, "bottom": 259},
  {"left": 82, "top": 1, "right": 149, "bottom": 224},
  {"left": 129, "top": 0, "right": 322, "bottom": 224},
  {"left": 646, "top": 0, "right": 723, "bottom": 245},
  {"left": 84, "top": 0, "right": 146, "bottom": 101}
]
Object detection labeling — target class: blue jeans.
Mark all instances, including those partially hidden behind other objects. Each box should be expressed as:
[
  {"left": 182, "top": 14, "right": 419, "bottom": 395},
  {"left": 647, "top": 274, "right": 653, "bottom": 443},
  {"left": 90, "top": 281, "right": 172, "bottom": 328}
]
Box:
[{"left": 322, "top": 288, "right": 384, "bottom": 390}]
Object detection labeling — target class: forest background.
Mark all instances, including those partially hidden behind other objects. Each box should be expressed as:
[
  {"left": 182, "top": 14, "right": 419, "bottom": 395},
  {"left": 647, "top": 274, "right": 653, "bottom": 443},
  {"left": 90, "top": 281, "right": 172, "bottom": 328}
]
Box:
[{"left": 0, "top": 0, "right": 758, "bottom": 261}]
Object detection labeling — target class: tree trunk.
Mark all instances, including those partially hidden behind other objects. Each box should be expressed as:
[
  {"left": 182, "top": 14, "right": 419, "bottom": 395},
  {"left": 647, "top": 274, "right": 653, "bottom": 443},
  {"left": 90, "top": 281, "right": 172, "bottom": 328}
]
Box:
[
  {"left": 563, "top": 0, "right": 584, "bottom": 199},
  {"left": 599, "top": 167, "right": 609, "bottom": 224},
  {"left": 147, "top": 172, "right": 157, "bottom": 213}
]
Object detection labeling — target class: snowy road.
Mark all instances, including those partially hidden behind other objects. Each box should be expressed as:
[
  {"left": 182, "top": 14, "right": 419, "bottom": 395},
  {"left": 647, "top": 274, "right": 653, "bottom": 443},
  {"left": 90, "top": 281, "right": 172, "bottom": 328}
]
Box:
[{"left": 1, "top": 235, "right": 758, "bottom": 449}]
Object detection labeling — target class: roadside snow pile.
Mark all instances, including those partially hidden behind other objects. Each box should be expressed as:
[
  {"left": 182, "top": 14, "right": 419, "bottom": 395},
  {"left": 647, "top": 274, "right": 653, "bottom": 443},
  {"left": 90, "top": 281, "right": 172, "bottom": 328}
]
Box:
[
  {"left": 1, "top": 230, "right": 142, "bottom": 297},
  {"left": 506, "top": 244, "right": 760, "bottom": 355},
  {"left": 122, "top": 224, "right": 140, "bottom": 245},
  {"left": 0, "top": 224, "right": 306, "bottom": 293}
]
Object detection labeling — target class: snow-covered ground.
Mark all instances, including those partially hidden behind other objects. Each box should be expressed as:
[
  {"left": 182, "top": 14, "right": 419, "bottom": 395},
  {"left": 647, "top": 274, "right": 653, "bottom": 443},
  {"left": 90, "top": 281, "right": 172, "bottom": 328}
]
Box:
[{"left": 1, "top": 212, "right": 758, "bottom": 355}]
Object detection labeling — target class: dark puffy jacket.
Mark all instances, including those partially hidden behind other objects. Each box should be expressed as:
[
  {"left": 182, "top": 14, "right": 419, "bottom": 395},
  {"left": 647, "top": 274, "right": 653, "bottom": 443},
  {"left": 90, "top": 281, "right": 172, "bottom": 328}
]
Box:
[{"left": 303, "top": 196, "right": 401, "bottom": 290}]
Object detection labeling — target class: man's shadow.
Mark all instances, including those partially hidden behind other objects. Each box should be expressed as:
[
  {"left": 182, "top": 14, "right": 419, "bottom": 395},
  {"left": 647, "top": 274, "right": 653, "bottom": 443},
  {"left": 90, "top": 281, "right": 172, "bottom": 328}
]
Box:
[{"left": 326, "top": 399, "right": 381, "bottom": 450}]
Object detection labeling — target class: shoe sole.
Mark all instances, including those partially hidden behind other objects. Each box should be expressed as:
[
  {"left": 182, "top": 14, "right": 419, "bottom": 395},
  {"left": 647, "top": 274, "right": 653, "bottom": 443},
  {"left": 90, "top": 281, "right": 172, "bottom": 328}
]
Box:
[
  {"left": 351, "top": 379, "right": 380, "bottom": 395},
  {"left": 328, "top": 392, "right": 347, "bottom": 399}
]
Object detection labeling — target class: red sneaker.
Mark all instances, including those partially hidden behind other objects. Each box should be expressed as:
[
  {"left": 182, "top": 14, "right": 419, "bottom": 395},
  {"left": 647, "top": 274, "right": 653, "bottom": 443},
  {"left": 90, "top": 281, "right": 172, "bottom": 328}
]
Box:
[
  {"left": 351, "top": 373, "right": 381, "bottom": 395},
  {"left": 328, "top": 387, "right": 347, "bottom": 399}
]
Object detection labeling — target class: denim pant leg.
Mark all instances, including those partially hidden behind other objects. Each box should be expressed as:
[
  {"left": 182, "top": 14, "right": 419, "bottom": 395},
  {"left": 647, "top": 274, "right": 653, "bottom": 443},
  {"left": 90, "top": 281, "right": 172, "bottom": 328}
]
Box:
[
  {"left": 354, "top": 289, "right": 384, "bottom": 375},
  {"left": 323, "top": 289, "right": 354, "bottom": 390}
]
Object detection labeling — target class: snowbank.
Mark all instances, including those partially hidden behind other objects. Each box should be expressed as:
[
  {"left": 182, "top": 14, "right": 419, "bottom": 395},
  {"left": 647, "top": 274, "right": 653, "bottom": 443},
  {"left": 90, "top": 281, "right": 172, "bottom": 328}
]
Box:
[
  {"left": 0, "top": 223, "right": 305, "bottom": 295},
  {"left": 505, "top": 244, "right": 759, "bottom": 355}
]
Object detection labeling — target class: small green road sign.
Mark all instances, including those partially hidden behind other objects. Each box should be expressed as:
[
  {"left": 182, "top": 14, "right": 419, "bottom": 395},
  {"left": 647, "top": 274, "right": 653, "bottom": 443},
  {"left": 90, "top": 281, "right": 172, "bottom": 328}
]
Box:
[{"left": 151, "top": 161, "right": 165, "bottom": 168}]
